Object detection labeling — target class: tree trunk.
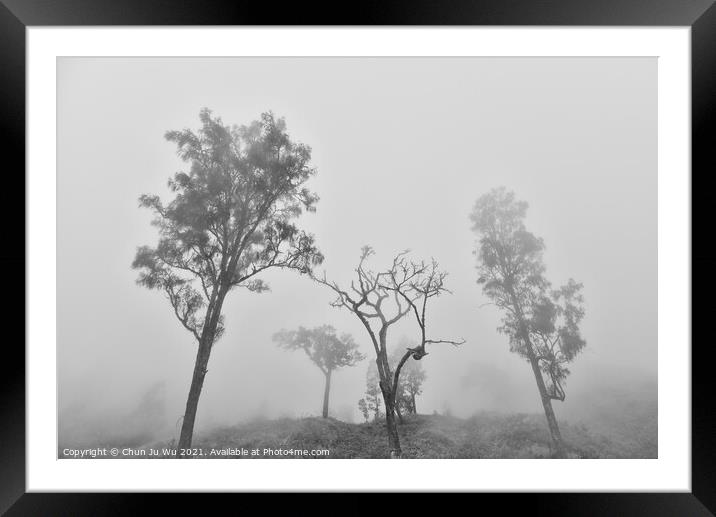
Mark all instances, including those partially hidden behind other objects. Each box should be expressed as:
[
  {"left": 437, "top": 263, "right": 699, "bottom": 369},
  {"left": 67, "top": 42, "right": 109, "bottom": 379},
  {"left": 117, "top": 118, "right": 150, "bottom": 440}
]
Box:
[
  {"left": 528, "top": 356, "right": 566, "bottom": 458},
  {"left": 322, "top": 370, "right": 332, "bottom": 418},
  {"left": 177, "top": 343, "right": 211, "bottom": 453},
  {"left": 376, "top": 339, "right": 402, "bottom": 457},
  {"left": 505, "top": 284, "right": 566, "bottom": 458},
  {"left": 411, "top": 393, "right": 417, "bottom": 414},
  {"left": 379, "top": 380, "right": 401, "bottom": 458},
  {"left": 384, "top": 399, "right": 402, "bottom": 458}
]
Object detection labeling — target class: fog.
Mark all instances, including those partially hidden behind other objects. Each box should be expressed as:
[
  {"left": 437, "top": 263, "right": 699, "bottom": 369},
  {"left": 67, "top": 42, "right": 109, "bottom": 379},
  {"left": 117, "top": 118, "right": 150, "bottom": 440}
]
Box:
[{"left": 57, "top": 57, "right": 656, "bottom": 448}]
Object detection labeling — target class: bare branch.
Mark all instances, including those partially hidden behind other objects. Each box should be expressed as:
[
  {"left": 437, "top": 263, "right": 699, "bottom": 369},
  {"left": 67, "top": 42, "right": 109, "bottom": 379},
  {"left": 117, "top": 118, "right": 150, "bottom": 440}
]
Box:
[{"left": 425, "top": 338, "right": 466, "bottom": 347}]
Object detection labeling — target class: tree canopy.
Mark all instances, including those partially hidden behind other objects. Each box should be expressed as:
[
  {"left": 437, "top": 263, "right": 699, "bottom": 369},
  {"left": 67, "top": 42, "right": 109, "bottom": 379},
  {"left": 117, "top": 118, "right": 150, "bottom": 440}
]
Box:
[
  {"left": 132, "top": 109, "right": 323, "bottom": 346},
  {"left": 273, "top": 325, "right": 365, "bottom": 375}
]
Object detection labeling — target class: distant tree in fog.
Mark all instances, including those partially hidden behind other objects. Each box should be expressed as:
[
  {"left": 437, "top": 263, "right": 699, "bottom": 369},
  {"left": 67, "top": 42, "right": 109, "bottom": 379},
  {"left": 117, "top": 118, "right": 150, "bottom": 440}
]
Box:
[
  {"left": 359, "top": 346, "right": 427, "bottom": 424},
  {"left": 359, "top": 362, "right": 383, "bottom": 422},
  {"left": 470, "top": 187, "right": 586, "bottom": 458},
  {"left": 315, "top": 246, "right": 463, "bottom": 458},
  {"left": 273, "top": 325, "right": 365, "bottom": 418},
  {"left": 388, "top": 344, "right": 426, "bottom": 421},
  {"left": 398, "top": 350, "right": 426, "bottom": 415},
  {"left": 132, "top": 109, "right": 323, "bottom": 452},
  {"left": 358, "top": 398, "right": 370, "bottom": 423}
]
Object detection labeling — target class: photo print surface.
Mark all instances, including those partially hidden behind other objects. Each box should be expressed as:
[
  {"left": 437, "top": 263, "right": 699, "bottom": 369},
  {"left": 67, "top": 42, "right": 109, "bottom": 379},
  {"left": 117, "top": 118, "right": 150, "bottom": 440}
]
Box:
[{"left": 57, "top": 57, "right": 656, "bottom": 459}]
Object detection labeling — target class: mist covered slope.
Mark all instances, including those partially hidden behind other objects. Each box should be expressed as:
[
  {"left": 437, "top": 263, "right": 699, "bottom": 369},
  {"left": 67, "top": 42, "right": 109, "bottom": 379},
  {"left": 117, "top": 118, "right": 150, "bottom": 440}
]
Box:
[
  {"left": 59, "top": 374, "right": 657, "bottom": 459},
  {"left": 114, "top": 410, "right": 655, "bottom": 459}
]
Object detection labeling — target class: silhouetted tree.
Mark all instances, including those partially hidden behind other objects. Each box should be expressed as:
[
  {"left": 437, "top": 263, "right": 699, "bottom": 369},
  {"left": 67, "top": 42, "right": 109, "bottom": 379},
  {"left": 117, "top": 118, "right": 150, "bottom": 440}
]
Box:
[
  {"left": 470, "top": 187, "right": 586, "bottom": 458},
  {"left": 132, "top": 109, "right": 323, "bottom": 451},
  {"left": 316, "top": 246, "right": 462, "bottom": 458},
  {"left": 273, "top": 325, "right": 364, "bottom": 418}
]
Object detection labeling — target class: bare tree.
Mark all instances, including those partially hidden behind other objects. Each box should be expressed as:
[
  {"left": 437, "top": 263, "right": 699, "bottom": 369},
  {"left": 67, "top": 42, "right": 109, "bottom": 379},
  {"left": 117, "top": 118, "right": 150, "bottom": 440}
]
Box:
[
  {"left": 273, "top": 325, "right": 364, "bottom": 418},
  {"left": 314, "top": 246, "right": 463, "bottom": 458},
  {"left": 132, "top": 109, "right": 323, "bottom": 452}
]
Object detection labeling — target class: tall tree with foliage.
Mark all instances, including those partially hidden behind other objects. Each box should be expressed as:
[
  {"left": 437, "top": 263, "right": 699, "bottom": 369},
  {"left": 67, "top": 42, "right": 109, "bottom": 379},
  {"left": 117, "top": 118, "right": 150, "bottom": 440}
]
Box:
[
  {"left": 132, "top": 109, "right": 323, "bottom": 451},
  {"left": 316, "top": 246, "right": 462, "bottom": 458},
  {"left": 273, "top": 325, "right": 365, "bottom": 418},
  {"left": 470, "top": 187, "right": 586, "bottom": 458}
]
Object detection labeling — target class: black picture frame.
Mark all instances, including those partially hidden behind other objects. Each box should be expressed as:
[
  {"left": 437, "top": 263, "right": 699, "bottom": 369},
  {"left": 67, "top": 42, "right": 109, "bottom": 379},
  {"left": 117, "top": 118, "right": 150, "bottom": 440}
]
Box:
[{"left": 2, "top": 0, "right": 713, "bottom": 513}]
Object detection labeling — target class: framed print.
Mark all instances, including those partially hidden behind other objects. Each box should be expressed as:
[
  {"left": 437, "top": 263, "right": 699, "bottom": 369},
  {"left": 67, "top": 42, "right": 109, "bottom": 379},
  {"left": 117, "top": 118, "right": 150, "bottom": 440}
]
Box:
[{"left": 3, "top": 0, "right": 715, "bottom": 513}]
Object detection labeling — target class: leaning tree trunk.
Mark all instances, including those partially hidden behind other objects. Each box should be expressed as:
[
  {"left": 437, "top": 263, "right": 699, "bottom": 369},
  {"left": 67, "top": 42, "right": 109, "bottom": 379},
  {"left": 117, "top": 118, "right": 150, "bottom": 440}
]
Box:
[
  {"left": 177, "top": 289, "right": 226, "bottom": 453},
  {"left": 322, "top": 370, "right": 332, "bottom": 418},
  {"left": 177, "top": 342, "right": 211, "bottom": 453},
  {"left": 506, "top": 286, "right": 566, "bottom": 458},
  {"left": 528, "top": 355, "right": 566, "bottom": 458}
]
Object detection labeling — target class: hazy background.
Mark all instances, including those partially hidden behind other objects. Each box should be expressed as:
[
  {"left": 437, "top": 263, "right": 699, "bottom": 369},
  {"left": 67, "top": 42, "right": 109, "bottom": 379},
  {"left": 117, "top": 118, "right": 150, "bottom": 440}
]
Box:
[{"left": 57, "top": 57, "right": 656, "bottom": 448}]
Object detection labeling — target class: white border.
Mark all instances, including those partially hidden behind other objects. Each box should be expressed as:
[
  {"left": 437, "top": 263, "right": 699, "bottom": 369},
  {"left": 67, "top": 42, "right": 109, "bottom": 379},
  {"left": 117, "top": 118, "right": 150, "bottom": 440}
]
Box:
[{"left": 27, "top": 27, "right": 691, "bottom": 492}]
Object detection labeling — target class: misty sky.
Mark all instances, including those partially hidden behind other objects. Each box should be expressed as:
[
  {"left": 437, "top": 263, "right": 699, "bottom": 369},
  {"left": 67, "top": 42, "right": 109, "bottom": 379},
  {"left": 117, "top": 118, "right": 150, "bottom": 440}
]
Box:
[{"left": 57, "top": 57, "right": 656, "bottom": 438}]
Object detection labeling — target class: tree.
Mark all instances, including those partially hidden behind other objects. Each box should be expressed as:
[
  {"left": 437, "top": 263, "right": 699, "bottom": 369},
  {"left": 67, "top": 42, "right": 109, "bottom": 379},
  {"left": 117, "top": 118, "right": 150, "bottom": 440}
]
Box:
[
  {"left": 315, "top": 246, "right": 463, "bottom": 458},
  {"left": 132, "top": 109, "right": 323, "bottom": 451},
  {"left": 470, "top": 187, "right": 586, "bottom": 458},
  {"left": 273, "top": 325, "right": 365, "bottom": 418},
  {"left": 357, "top": 398, "right": 370, "bottom": 423},
  {"left": 360, "top": 362, "right": 383, "bottom": 422}
]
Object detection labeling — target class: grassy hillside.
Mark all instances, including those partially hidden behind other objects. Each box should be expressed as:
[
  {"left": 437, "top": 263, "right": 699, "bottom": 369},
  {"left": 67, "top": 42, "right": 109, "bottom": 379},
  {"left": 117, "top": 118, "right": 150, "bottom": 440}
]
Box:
[{"left": 143, "top": 412, "right": 655, "bottom": 459}]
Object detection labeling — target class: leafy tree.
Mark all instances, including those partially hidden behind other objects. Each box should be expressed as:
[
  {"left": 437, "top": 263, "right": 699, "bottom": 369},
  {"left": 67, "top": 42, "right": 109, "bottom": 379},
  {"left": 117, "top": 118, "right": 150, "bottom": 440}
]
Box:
[
  {"left": 360, "top": 362, "right": 383, "bottom": 422},
  {"left": 132, "top": 109, "right": 323, "bottom": 451},
  {"left": 315, "top": 246, "right": 462, "bottom": 458},
  {"left": 273, "top": 325, "right": 365, "bottom": 418},
  {"left": 357, "top": 398, "right": 370, "bottom": 423},
  {"left": 470, "top": 187, "right": 586, "bottom": 457}
]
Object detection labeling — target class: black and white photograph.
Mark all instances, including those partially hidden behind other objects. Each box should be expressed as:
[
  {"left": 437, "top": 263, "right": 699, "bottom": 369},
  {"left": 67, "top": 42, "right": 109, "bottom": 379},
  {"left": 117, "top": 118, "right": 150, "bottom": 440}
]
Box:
[
  {"left": 56, "top": 56, "right": 658, "bottom": 461},
  {"left": 1, "top": 0, "right": 711, "bottom": 509}
]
